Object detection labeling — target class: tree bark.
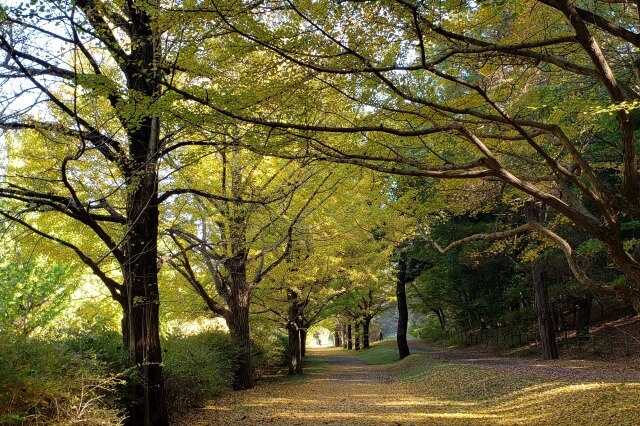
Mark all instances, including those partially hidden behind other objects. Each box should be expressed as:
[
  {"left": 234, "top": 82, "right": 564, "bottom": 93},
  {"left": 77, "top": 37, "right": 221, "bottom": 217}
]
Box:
[
  {"left": 334, "top": 325, "right": 342, "bottom": 347},
  {"left": 342, "top": 323, "right": 348, "bottom": 349},
  {"left": 347, "top": 323, "right": 353, "bottom": 350},
  {"left": 228, "top": 289, "right": 255, "bottom": 389},
  {"left": 287, "top": 325, "right": 302, "bottom": 374},
  {"left": 575, "top": 294, "right": 593, "bottom": 338},
  {"left": 123, "top": 109, "right": 168, "bottom": 425},
  {"left": 363, "top": 318, "right": 371, "bottom": 349},
  {"left": 532, "top": 263, "right": 559, "bottom": 360},
  {"left": 300, "top": 329, "right": 307, "bottom": 357},
  {"left": 397, "top": 257, "right": 411, "bottom": 359},
  {"left": 354, "top": 320, "right": 361, "bottom": 351},
  {"left": 433, "top": 308, "right": 446, "bottom": 331}
]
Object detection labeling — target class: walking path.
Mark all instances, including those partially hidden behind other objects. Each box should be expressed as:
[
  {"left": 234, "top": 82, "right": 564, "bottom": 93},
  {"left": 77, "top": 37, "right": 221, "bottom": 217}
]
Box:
[{"left": 176, "top": 342, "right": 640, "bottom": 425}]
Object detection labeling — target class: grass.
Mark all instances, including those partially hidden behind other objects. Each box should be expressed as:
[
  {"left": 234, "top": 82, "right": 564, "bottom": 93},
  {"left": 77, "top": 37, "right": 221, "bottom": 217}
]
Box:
[{"left": 353, "top": 341, "right": 401, "bottom": 364}]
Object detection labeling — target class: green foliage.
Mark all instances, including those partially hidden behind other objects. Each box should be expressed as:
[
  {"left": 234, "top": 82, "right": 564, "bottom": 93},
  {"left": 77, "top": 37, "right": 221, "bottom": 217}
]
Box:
[
  {"left": 576, "top": 239, "right": 605, "bottom": 257},
  {"left": 162, "top": 330, "right": 238, "bottom": 418},
  {"left": 0, "top": 333, "right": 125, "bottom": 425},
  {"left": 416, "top": 316, "right": 447, "bottom": 342},
  {"left": 251, "top": 332, "right": 288, "bottom": 376},
  {"left": 0, "top": 259, "right": 76, "bottom": 336}
]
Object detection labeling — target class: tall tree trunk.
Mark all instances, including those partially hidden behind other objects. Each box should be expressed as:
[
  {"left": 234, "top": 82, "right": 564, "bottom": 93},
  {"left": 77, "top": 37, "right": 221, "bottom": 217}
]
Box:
[
  {"left": 397, "top": 257, "right": 411, "bottom": 359},
  {"left": 532, "top": 263, "right": 558, "bottom": 360},
  {"left": 433, "top": 308, "right": 446, "bottom": 331},
  {"left": 342, "top": 323, "right": 348, "bottom": 349},
  {"left": 229, "top": 290, "right": 255, "bottom": 389},
  {"left": 347, "top": 323, "right": 353, "bottom": 350},
  {"left": 354, "top": 320, "right": 361, "bottom": 351},
  {"left": 287, "top": 325, "right": 302, "bottom": 375},
  {"left": 286, "top": 289, "right": 302, "bottom": 375},
  {"left": 363, "top": 318, "right": 371, "bottom": 349},
  {"left": 120, "top": 300, "right": 130, "bottom": 351},
  {"left": 300, "top": 329, "right": 307, "bottom": 357},
  {"left": 575, "top": 294, "right": 593, "bottom": 338},
  {"left": 334, "top": 325, "right": 341, "bottom": 347},
  {"left": 124, "top": 120, "right": 167, "bottom": 426}
]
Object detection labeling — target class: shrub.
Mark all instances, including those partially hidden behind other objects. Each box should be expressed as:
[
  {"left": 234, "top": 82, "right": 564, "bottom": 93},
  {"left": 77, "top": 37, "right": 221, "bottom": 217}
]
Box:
[
  {"left": 162, "top": 330, "right": 237, "bottom": 420},
  {"left": 0, "top": 333, "right": 125, "bottom": 425},
  {"left": 251, "top": 332, "right": 288, "bottom": 376},
  {"left": 417, "top": 316, "right": 447, "bottom": 342}
]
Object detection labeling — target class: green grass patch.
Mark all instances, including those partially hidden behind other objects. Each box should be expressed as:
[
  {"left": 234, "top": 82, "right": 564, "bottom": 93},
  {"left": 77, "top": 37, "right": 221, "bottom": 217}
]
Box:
[{"left": 355, "top": 341, "right": 400, "bottom": 365}]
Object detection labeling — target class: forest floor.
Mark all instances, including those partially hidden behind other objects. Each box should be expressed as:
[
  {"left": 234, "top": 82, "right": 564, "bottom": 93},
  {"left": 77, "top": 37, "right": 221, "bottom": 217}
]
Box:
[{"left": 177, "top": 340, "right": 640, "bottom": 425}]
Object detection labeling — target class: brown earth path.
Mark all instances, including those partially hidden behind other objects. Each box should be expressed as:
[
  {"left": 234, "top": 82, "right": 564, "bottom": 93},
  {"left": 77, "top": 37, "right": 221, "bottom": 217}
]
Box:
[{"left": 176, "top": 343, "right": 640, "bottom": 425}]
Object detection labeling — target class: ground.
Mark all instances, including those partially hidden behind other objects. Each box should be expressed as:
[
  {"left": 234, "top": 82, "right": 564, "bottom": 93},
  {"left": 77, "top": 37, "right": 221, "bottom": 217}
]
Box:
[{"left": 177, "top": 340, "right": 640, "bottom": 425}]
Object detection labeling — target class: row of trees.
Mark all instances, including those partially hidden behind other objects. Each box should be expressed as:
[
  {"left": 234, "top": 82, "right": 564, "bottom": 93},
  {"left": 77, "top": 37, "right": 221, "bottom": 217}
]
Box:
[{"left": 4, "top": 0, "right": 640, "bottom": 423}]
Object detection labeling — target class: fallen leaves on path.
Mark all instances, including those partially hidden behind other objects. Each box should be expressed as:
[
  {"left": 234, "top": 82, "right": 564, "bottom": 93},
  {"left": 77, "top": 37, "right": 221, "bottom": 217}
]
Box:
[{"left": 176, "top": 345, "right": 640, "bottom": 425}]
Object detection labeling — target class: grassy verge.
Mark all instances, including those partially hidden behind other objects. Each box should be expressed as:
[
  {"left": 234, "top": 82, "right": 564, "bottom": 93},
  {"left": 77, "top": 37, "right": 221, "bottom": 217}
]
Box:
[
  {"left": 353, "top": 341, "right": 400, "bottom": 365},
  {"left": 349, "top": 340, "right": 640, "bottom": 425}
]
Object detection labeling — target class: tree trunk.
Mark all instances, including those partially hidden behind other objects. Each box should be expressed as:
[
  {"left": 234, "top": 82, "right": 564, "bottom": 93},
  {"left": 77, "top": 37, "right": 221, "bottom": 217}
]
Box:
[
  {"left": 575, "top": 294, "right": 593, "bottom": 338},
  {"left": 397, "top": 257, "right": 411, "bottom": 359},
  {"left": 124, "top": 125, "right": 168, "bottom": 426},
  {"left": 363, "top": 318, "right": 371, "bottom": 349},
  {"left": 300, "top": 329, "right": 307, "bottom": 357},
  {"left": 229, "top": 290, "right": 255, "bottom": 390},
  {"left": 433, "top": 308, "right": 446, "bottom": 331},
  {"left": 120, "top": 301, "right": 130, "bottom": 351},
  {"left": 334, "top": 325, "right": 341, "bottom": 347},
  {"left": 342, "top": 323, "right": 348, "bottom": 349},
  {"left": 287, "top": 325, "right": 302, "bottom": 375},
  {"left": 532, "top": 263, "right": 558, "bottom": 360},
  {"left": 354, "top": 320, "right": 361, "bottom": 351},
  {"left": 347, "top": 323, "right": 353, "bottom": 350}
]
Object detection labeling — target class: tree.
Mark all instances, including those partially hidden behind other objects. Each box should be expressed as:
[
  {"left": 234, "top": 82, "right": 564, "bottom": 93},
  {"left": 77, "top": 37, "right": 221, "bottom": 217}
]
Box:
[
  {"left": 0, "top": 1, "right": 178, "bottom": 422},
  {"left": 172, "top": 0, "right": 640, "bottom": 313},
  {"left": 162, "top": 146, "right": 342, "bottom": 387}
]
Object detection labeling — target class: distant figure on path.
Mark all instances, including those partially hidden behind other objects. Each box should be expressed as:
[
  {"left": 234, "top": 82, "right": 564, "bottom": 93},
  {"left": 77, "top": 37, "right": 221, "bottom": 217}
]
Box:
[{"left": 379, "top": 331, "right": 383, "bottom": 341}]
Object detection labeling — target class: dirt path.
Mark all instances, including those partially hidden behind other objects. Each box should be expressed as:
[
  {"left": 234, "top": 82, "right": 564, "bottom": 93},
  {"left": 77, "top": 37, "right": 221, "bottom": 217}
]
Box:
[
  {"left": 176, "top": 344, "right": 640, "bottom": 425},
  {"left": 176, "top": 348, "right": 402, "bottom": 425}
]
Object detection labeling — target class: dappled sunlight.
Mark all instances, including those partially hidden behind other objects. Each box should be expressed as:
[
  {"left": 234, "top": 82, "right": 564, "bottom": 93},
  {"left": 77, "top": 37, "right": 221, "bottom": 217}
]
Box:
[{"left": 178, "top": 347, "right": 640, "bottom": 426}]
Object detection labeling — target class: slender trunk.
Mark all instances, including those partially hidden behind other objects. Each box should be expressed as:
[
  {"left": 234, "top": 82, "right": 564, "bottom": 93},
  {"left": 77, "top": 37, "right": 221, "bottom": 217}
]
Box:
[
  {"left": 354, "top": 321, "right": 361, "bottom": 351},
  {"left": 229, "top": 291, "right": 254, "bottom": 389},
  {"left": 397, "top": 257, "right": 410, "bottom": 359},
  {"left": 342, "top": 323, "right": 348, "bottom": 349},
  {"left": 363, "top": 318, "right": 371, "bottom": 349},
  {"left": 347, "top": 323, "right": 353, "bottom": 350},
  {"left": 575, "top": 294, "right": 593, "bottom": 338},
  {"left": 334, "top": 325, "right": 341, "bottom": 347},
  {"left": 300, "top": 329, "right": 307, "bottom": 357},
  {"left": 532, "top": 263, "right": 558, "bottom": 360},
  {"left": 434, "top": 308, "right": 446, "bottom": 331},
  {"left": 286, "top": 289, "right": 302, "bottom": 374}
]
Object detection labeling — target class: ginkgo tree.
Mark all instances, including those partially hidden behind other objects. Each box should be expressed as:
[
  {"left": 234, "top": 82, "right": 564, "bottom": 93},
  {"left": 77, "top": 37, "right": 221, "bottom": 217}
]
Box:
[
  {"left": 0, "top": 1, "right": 258, "bottom": 423},
  {"left": 160, "top": 142, "right": 347, "bottom": 388},
  {"left": 170, "top": 0, "right": 640, "bottom": 314}
]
